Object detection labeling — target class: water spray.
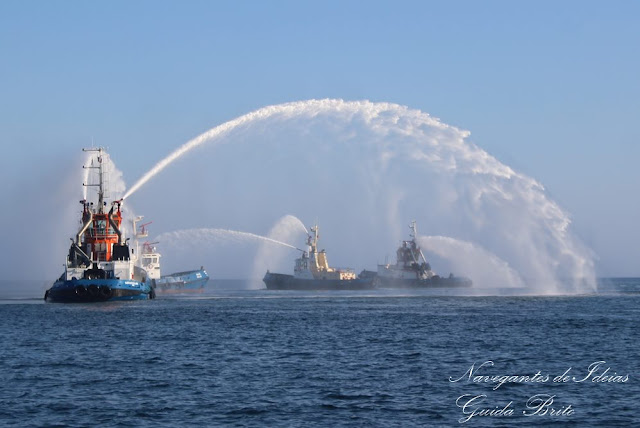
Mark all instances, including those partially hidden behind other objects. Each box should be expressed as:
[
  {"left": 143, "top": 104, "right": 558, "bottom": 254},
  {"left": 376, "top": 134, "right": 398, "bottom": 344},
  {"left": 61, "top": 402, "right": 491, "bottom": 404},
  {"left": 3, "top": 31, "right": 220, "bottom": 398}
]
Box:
[
  {"left": 123, "top": 99, "right": 596, "bottom": 293},
  {"left": 155, "top": 228, "right": 304, "bottom": 252}
]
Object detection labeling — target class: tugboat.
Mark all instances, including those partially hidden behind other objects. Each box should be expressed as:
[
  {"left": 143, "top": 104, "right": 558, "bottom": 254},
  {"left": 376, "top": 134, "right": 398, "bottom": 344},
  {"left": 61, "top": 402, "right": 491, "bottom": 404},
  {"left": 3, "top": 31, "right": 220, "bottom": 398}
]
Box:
[
  {"left": 263, "top": 224, "right": 374, "bottom": 290},
  {"left": 133, "top": 217, "right": 210, "bottom": 294},
  {"left": 44, "top": 148, "right": 154, "bottom": 302},
  {"left": 375, "top": 221, "right": 472, "bottom": 288}
]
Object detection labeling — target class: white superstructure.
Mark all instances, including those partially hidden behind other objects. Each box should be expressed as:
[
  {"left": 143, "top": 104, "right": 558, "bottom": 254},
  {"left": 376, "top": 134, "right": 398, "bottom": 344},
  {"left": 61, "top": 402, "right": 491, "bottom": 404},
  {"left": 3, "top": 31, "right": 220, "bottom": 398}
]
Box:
[
  {"left": 293, "top": 225, "right": 356, "bottom": 281},
  {"left": 132, "top": 216, "right": 162, "bottom": 280},
  {"left": 377, "top": 220, "right": 435, "bottom": 281}
]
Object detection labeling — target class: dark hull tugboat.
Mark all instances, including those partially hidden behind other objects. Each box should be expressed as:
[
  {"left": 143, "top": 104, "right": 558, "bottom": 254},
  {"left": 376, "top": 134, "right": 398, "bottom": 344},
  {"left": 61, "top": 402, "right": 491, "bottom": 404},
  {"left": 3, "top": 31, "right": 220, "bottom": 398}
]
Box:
[
  {"left": 263, "top": 224, "right": 374, "bottom": 290},
  {"left": 45, "top": 148, "right": 154, "bottom": 302},
  {"left": 375, "top": 221, "right": 472, "bottom": 289}
]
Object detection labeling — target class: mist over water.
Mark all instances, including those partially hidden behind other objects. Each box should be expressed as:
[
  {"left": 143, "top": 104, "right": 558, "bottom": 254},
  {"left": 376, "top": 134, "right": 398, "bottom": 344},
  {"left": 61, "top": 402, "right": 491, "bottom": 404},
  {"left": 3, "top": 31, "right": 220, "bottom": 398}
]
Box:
[
  {"left": 0, "top": 152, "right": 86, "bottom": 283},
  {"left": 0, "top": 150, "right": 139, "bottom": 286},
  {"left": 0, "top": 100, "right": 596, "bottom": 295},
  {"left": 127, "top": 99, "right": 595, "bottom": 293},
  {"left": 251, "top": 215, "right": 309, "bottom": 287},
  {"left": 418, "top": 236, "right": 526, "bottom": 288}
]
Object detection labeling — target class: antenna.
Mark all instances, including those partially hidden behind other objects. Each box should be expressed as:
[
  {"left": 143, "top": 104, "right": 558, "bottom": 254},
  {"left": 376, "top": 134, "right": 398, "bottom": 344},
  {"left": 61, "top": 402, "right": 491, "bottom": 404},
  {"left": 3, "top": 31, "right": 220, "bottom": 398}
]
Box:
[{"left": 409, "top": 220, "right": 417, "bottom": 240}]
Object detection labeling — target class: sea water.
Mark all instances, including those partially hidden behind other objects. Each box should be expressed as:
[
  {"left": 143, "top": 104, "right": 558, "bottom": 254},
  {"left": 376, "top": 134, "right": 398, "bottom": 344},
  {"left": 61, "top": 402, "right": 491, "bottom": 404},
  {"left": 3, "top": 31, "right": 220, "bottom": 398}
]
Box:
[{"left": 0, "top": 279, "right": 638, "bottom": 427}]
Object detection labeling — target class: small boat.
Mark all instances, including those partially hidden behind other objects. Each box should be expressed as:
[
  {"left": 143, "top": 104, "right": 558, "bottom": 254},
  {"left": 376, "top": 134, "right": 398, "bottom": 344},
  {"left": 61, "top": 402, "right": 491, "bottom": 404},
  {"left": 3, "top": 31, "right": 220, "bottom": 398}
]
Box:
[
  {"left": 133, "top": 221, "right": 209, "bottom": 294},
  {"left": 45, "top": 148, "right": 154, "bottom": 302},
  {"left": 154, "top": 269, "right": 209, "bottom": 294},
  {"left": 263, "top": 224, "right": 374, "bottom": 290},
  {"left": 375, "top": 221, "right": 472, "bottom": 288}
]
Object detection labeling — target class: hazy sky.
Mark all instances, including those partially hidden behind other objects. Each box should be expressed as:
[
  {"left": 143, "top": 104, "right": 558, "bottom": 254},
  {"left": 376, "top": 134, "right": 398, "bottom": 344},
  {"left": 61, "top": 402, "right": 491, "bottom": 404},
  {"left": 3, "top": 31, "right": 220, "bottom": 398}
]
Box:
[{"left": 1, "top": 1, "right": 638, "bottom": 276}]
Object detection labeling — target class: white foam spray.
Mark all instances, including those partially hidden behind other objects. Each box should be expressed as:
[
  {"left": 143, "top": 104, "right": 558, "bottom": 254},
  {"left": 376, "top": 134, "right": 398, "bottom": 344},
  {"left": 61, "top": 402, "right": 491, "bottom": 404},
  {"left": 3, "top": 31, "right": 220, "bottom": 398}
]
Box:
[
  {"left": 152, "top": 227, "right": 301, "bottom": 281},
  {"left": 418, "top": 236, "right": 526, "bottom": 289},
  {"left": 156, "top": 228, "right": 299, "bottom": 249},
  {"left": 251, "top": 215, "right": 309, "bottom": 283},
  {"left": 125, "top": 99, "right": 595, "bottom": 293},
  {"left": 153, "top": 228, "right": 298, "bottom": 279}
]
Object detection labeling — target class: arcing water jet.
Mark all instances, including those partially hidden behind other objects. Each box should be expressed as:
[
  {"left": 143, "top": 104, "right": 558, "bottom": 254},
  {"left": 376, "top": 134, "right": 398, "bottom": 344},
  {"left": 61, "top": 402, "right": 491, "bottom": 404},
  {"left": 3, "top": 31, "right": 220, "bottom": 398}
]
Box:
[
  {"left": 154, "top": 228, "right": 301, "bottom": 251},
  {"left": 125, "top": 99, "right": 595, "bottom": 293}
]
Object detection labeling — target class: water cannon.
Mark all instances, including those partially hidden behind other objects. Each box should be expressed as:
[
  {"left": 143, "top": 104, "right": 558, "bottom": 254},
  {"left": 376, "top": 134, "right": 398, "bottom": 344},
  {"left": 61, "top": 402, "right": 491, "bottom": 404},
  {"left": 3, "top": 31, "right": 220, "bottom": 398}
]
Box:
[
  {"left": 138, "top": 221, "right": 153, "bottom": 236},
  {"left": 142, "top": 241, "right": 159, "bottom": 253}
]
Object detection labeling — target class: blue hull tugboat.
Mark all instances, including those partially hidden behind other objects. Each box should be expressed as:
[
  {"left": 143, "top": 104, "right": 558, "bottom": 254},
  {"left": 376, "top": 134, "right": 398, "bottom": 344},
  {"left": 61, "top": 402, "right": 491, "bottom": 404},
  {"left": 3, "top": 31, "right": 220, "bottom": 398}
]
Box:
[{"left": 45, "top": 148, "right": 154, "bottom": 303}]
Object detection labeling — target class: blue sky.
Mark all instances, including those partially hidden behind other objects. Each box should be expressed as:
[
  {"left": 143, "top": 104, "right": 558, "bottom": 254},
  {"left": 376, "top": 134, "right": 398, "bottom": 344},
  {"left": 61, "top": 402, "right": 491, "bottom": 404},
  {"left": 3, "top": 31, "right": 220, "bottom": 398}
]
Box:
[{"left": 1, "top": 1, "right": 639, "bottom": 276}]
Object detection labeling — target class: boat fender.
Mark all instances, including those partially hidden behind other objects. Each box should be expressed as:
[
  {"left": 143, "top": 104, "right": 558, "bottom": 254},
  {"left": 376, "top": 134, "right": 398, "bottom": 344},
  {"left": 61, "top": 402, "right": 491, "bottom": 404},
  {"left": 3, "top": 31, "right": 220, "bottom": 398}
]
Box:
[
  {"left": 75, "top": 285, "right": 87, "bottom": 295},
  {"left": 149, "top": 288, "right": 156, "bottom": 300},
  {"left": 88, "top": 284, "right": 99, "bottom": 297},
  {"left": 99, "top": 286, "right": 112, "bottom": 298}
]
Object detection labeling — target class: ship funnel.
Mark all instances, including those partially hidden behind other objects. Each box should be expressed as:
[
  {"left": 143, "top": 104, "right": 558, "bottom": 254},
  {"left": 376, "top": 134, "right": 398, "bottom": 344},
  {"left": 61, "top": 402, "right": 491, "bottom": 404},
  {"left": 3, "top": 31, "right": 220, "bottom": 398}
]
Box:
[{"left": 76, "top": 205, "right": 93, "bottom": 245}]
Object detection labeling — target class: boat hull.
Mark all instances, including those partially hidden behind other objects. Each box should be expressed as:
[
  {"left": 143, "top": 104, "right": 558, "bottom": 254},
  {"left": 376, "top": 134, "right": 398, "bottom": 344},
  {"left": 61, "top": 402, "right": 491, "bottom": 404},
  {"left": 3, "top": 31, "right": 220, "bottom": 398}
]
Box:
[
  {"left": 153, "top": 269, "right": 209, "bottom": 294},
  {"left": 263, "top": 272, "right": 375, "bottom": 291},
  {"left": 45, "top": 278, "right": 154, "bottom": 303},
  {"left": 374, "top": 275, "right": 472, "bottom": 289}
]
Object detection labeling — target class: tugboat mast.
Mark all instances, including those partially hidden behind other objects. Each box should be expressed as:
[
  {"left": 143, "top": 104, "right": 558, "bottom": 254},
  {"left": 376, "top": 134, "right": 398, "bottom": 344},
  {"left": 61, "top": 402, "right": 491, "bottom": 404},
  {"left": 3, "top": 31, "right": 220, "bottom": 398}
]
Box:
[
  {"left": 82, "top": 147, "right": 106, "bottom": 213},
  {"left": 408, "top": 220, "right": 429, "bottom": 265},
  {"left": 409, "top": 220, "right": 417, "bottom": 241},
  {"left": 308, "top": 224, "right": 319, "bottom": 255}
]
